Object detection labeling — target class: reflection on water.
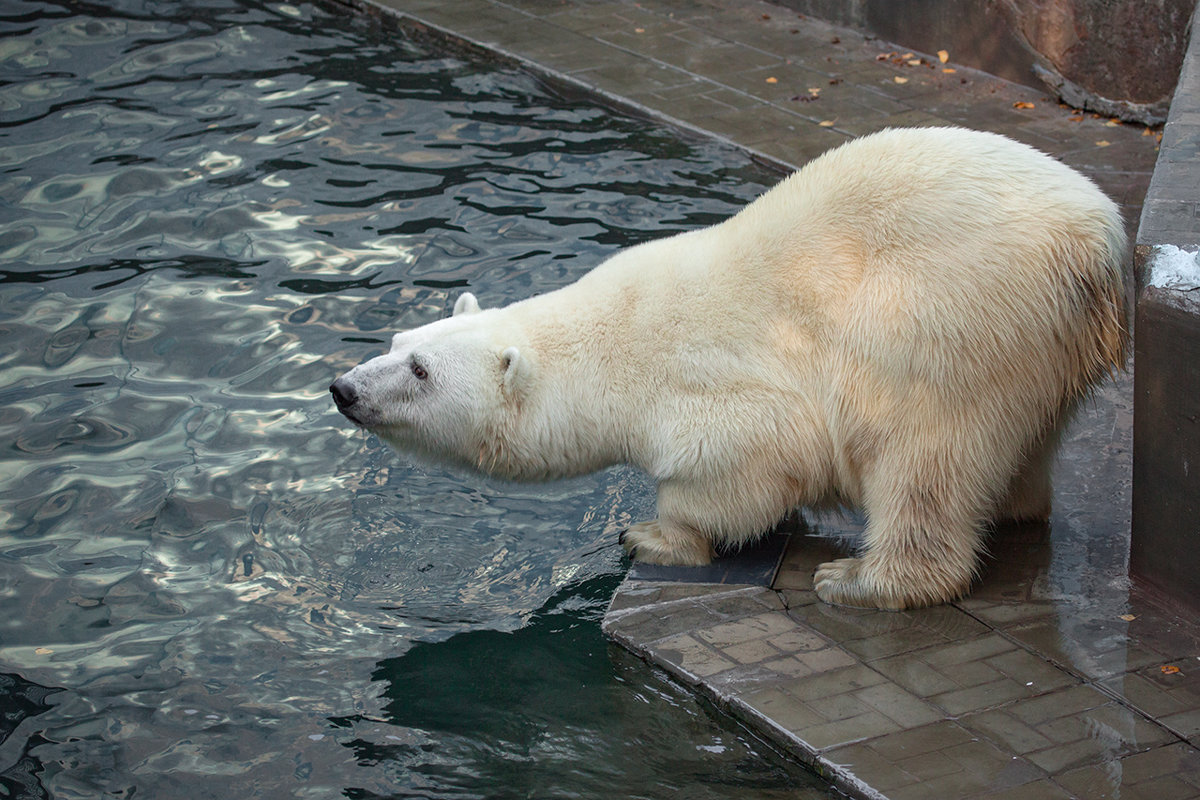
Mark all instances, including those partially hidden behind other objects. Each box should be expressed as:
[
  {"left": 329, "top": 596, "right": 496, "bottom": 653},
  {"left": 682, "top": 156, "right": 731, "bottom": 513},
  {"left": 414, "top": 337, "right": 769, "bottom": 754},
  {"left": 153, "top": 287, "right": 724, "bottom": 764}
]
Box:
[{"left": 0, "top": 0, "right": 836, "bottom": 796}]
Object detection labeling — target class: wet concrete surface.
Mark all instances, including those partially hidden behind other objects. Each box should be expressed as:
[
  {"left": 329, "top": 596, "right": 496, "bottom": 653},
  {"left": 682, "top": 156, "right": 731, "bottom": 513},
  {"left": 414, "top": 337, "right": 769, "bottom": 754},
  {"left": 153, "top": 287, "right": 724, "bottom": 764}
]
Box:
[{"left": 330, "top": 0, "right": 1195, "bottom": 796}]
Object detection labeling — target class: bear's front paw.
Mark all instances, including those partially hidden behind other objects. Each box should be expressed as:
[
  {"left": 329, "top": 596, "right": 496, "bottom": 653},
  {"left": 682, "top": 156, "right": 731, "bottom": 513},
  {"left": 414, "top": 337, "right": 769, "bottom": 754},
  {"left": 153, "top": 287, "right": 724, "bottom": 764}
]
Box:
[
  {"left": 813, "top": 558, "right": 910, "bottom": 611},
  {"left": 620, "top": 521, "right": 714, "bottom": 566},
  {"left": 814, "top": 557, "right": 968, "bottom": 610}
]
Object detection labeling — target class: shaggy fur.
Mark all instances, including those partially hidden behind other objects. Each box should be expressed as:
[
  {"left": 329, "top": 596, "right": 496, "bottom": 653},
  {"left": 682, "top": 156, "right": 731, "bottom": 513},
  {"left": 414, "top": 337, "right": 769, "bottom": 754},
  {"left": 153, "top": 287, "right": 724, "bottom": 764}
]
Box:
[{"left": 331, "top": 127, "right": 1128, "bottom": 610}]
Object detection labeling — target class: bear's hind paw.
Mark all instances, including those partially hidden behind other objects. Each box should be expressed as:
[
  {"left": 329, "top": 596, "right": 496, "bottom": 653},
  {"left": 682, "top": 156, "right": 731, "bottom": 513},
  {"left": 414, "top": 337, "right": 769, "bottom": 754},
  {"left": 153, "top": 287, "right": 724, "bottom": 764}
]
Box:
[{"left": 621, "top": 521, "right": 714, "bottom": 566}]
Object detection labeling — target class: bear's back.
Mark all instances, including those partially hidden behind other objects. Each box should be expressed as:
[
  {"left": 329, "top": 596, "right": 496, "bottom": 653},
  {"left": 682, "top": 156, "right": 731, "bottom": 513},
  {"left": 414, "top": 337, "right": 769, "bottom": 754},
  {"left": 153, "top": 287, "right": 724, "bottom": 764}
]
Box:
[{"left": 717, "top": 127, "right": 1127, "bottom": 404}]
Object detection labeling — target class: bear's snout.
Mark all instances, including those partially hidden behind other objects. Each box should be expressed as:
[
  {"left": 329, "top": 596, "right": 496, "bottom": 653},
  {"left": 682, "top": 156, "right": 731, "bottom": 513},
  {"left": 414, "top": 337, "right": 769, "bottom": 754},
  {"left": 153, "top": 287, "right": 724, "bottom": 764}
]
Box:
[{"left": 330, "top": 377, "right": 360, "bottom": 419}]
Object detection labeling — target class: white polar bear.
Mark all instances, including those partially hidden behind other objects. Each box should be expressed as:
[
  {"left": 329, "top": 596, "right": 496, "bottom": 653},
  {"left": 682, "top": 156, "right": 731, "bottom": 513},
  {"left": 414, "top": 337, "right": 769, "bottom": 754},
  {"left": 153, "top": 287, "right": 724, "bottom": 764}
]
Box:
[{"left": 331, "top": 127, "right": 1128, "bottom": 610}]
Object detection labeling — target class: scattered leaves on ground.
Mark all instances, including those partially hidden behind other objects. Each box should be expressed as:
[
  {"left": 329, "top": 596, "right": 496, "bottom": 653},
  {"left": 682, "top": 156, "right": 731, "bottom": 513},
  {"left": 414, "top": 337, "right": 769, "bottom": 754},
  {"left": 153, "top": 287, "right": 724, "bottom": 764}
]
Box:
[
  {"left": 819, "top": 120, "right": 835, "bottom": 127},
  {"left": 765, "top": 76, "right": 778, "bottom": 84},
  {"left": 894, "top": 76, "right": 908, "bottom": 84},
  {"left": 937, "top": 49, "right": 950, "bottom": 63},
  {"left": 1013, "top": 101, "right": 1035, "bottom": 109},
  {"left": 1095, "top": 140, "right": 1111, "bottom": 147},
  {"left": 1119, "top": 614, "right": 1137, "bottom": 621},
  {"left": 1069, "top": 114, "right": 1084, "bottom": 122},
  {"left": 1162, "top": 664, "right": 1182, "bottom": 675}
]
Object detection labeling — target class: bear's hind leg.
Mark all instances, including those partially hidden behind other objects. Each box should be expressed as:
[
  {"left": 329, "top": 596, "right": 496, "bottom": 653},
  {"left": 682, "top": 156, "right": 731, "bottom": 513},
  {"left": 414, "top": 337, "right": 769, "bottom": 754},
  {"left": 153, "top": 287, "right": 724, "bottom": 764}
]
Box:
[
  {"left": 814, "top": 466, "right": 987, "bottom": 610},
  {"left": 620, "top": 520, "right": 715, "bottom": 566},
  {"left": 994, "top": 424, "right": 1063, "bottom": 523}
]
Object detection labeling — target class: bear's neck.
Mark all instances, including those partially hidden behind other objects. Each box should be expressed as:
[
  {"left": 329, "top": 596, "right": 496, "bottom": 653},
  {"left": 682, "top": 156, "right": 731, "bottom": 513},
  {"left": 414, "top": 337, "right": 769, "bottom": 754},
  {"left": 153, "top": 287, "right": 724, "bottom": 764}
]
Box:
[{"left": 485, "top": 288, "right": 657, "bottom": 481}]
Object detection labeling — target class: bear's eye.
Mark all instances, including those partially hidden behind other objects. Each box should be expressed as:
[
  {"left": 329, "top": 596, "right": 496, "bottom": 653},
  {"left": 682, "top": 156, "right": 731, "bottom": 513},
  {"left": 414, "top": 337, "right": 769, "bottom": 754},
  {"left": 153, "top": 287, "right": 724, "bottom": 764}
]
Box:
[{"left": 410, "top": 360, "right": 428, "bottom": 381}]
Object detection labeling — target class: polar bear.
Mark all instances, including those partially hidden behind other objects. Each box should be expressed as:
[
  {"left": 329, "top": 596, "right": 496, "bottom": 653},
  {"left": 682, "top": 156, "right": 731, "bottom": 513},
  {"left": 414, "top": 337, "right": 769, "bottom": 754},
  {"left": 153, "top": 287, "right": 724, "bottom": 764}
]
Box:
[{"left": 330, "top": 127, "right": 1127, "bottom": 610}]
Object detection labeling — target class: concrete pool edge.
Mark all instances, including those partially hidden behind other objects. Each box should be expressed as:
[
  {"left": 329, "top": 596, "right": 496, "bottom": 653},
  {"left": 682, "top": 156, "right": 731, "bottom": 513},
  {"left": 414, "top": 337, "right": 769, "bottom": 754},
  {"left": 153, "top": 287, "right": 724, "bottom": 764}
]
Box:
[{"left": 322, "top": 0, "right": 1200, "bottom": 797}]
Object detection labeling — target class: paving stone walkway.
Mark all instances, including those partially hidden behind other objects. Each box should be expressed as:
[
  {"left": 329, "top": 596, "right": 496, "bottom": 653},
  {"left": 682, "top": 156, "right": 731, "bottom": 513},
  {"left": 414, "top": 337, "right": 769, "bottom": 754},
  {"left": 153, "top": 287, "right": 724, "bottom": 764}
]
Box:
[{"left": 337, "top": 0, "right": 1198, "bottom": 796}]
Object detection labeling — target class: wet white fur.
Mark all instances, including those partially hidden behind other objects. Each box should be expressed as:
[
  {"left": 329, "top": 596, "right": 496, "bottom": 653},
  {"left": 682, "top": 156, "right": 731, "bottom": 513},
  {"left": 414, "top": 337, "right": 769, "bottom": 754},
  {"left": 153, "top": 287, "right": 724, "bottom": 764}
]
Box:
[{"left": 335, "top": 127, "right": 1128, "bottom": 609}]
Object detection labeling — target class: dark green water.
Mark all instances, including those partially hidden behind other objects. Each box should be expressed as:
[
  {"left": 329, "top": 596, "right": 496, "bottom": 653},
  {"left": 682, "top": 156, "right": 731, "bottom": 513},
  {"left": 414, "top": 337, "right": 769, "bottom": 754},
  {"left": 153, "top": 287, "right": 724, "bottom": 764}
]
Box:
[{"left": 0, "top": 1, "right": 838, "bottom": 796}]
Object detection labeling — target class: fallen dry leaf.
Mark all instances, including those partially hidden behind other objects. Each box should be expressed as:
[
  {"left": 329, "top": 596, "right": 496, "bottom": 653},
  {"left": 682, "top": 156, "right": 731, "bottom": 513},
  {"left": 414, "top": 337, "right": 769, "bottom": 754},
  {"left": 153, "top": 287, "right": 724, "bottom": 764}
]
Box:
[
  {"left": 894, "top": 76, "right": 908, "bottom": 84},
  {"left": 1068, "top": 115, "right": 1084, "bottom": 122},
  {"left": 819, "top": 120, "right": 835, "bottom": 127},
  {"left": 765, "top": 76, "right": 778, "bottom": 84},
  {"left": 907, "top": 58, "right": 922, "bottom": 66},
  {"left": 1095, "top": 140, "right": 1111, "bottom": 147},
  {"left": 1119, "top": 614, "right": 1137, "bottom": 621},
  {"left": 35, "top": 647, "right": 52, "bottom": 655},
  {"left": 1162, "top": 665, "right": 1182, "bottom": 675},
  {"left": 1105, "top": 119, "right": 1121, "bottom": 127},
  {"left": 1013, "top": 101, "right": 1035, "bottom": 109},
  {"left": 942, "top": 68, "right": 956, "bottom": 74},
  {"left": 937, "top": 49, "right": 950, "bottom": 63},
  {"left": 634, "top": 27, "right": 645, "bottom": 33},
  {"left": 1143, "top": 128, "right": 1155, "bottom": 136}
]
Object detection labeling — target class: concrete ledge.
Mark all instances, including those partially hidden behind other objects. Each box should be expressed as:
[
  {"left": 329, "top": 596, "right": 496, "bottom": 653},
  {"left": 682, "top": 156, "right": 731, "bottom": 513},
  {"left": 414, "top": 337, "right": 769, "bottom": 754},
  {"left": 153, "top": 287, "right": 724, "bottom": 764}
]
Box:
[{"left": 1132, "top": 2, "right": 1200, "bottom": 599}]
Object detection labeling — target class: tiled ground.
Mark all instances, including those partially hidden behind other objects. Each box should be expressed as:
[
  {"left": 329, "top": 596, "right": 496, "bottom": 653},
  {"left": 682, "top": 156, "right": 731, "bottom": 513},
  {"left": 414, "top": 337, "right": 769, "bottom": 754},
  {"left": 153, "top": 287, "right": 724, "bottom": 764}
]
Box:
[
  {"left": 332, "top": 0, "right": 1197, "bottom": 796},
  {"left": 606, "top": 564, "right": 1200, "bottom": 799}
]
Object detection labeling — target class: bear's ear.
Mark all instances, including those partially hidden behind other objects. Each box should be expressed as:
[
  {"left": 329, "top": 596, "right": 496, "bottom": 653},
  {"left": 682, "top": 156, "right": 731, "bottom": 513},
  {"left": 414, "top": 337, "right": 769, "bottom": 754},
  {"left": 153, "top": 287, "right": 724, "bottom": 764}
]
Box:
[
  {"left": 453, "top": 292, "right": 481, "bottom": 317},
  {"left": 500, "top": 346, "right": 530, "bottom": 395}
]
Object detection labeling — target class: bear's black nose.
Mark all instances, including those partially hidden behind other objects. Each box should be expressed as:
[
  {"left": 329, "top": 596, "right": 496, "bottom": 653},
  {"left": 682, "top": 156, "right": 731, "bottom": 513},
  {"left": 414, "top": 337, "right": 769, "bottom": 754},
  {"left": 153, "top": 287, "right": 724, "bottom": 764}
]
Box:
[{"left": 330, "top": 378, "right": 358, "bottom": 411}]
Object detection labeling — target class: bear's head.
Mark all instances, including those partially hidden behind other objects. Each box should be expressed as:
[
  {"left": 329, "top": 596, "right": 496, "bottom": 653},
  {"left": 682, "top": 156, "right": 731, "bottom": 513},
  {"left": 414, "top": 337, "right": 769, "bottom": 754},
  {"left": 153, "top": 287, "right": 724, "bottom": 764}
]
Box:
[{"left": 330, "top": 292, "right": 532, "bottom": 471}]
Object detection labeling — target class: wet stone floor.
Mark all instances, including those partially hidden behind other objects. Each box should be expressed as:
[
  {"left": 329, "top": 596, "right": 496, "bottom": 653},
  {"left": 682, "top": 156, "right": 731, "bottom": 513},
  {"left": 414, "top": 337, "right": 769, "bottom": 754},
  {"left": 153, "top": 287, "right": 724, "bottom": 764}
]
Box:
[{"left": 341, "top": 0, "right": 1192, "bottom": 796}]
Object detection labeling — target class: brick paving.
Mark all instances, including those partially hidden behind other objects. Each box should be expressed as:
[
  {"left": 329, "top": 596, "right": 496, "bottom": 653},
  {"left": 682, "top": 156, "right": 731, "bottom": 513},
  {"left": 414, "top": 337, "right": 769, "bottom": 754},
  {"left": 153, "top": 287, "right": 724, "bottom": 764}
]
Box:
[{"left": 336, "top": 0, "right": 1198, "bottom": 796}]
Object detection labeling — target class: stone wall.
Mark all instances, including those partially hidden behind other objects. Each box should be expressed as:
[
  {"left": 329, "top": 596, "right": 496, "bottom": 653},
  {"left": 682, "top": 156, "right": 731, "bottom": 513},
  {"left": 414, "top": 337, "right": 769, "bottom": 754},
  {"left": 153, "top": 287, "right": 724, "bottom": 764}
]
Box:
[{"left": 772, "top": 0, "right": 1194, "bottom": 123}]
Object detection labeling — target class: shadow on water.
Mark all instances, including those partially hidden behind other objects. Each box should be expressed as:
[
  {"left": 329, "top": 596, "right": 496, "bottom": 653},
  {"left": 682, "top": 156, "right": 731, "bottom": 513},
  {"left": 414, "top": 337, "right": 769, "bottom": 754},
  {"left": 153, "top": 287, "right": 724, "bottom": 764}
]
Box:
[
  {"left": 335, "top": 576, "right": 809, "bottom": 799},
  {"left": 0, "top": 0, "right": 837, "bottom": 796}
]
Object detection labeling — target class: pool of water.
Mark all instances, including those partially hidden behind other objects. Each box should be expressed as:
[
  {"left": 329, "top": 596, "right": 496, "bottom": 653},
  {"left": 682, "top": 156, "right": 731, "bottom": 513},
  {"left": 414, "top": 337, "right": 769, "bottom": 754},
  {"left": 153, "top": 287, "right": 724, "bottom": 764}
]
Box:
[{"left": 0, "top": 1, "right": 840, "bottom": 796}]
